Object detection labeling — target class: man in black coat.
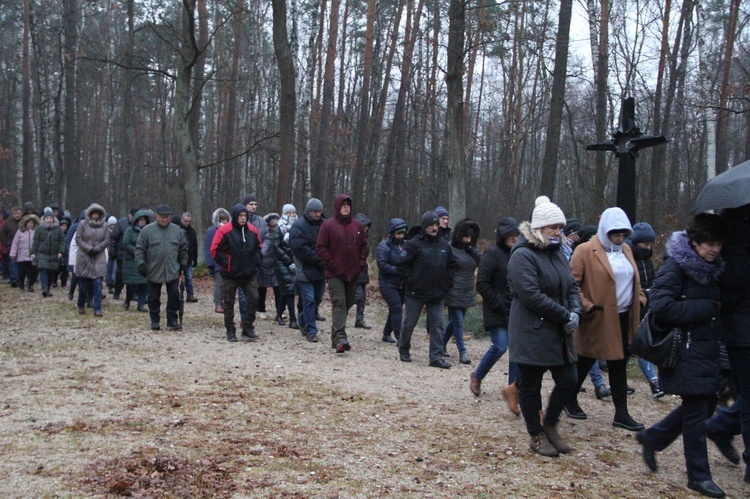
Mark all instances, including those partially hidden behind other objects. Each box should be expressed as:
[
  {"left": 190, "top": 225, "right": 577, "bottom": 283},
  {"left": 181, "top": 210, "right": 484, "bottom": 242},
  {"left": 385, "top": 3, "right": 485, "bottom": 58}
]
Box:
[
  {"left": 397, "top": 211, "right": 456, "bottom": 368},
  {"left": 109, "top": 209, "right": 136, "bottom": 299},
  {"left": 176, "top": 212, "right": 199, "bottom": 302}
]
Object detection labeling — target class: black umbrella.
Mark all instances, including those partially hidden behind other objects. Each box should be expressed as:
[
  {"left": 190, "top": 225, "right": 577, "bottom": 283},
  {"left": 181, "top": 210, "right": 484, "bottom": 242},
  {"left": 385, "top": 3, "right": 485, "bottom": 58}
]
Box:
[{"left": 692, "top": 159, "right": 750, "bottom": 214}]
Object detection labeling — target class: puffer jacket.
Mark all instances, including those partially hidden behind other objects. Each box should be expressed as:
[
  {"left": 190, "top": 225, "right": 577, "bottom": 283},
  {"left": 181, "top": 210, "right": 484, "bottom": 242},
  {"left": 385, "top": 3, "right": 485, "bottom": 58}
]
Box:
[
  {"left": 10, "top": 214, "right": 39, "bottom": 262},
  {"left": 377, "top": 218, "right": 408, "bottom": 289},
  {"left": 508, "top": 222, "right": 582, "bottom": 366},
  {"left": 204, "top": 208, "right": 230, "bottom": 273},
  {"left": 269, "top": 228, "right": 296, "bottom": 295},
  {"left": 444, "top": 218, "right": 481, "bottom": 308},
  {"left": 210, "top": 204, "right": 262, "bottom": 280},
  {"left": 109, "top": 216, "right": 132, "bottom": 261},
  {"left": 135, "top": 213, "right": 188, "bottom": 284},
  {"left": 75, "top": 204, "right": 110, "bottom": 279},
  {"left": 122, "top": 210, "right": 152, "bottom": 285},
  {"left": 476, "top": 217, "right": 518, "bottom": 329},
  {"left": 649, "top": 231, "right": 724, "bottom": 396},
  {"left": 257, "top": 230, "right": 279, "bottom": 287},
  {"left": 289, "top": 212, "right": 325, "bottom": 283},
  {"left": 31, "top": 216, "right": 65, "bottom": 270}
]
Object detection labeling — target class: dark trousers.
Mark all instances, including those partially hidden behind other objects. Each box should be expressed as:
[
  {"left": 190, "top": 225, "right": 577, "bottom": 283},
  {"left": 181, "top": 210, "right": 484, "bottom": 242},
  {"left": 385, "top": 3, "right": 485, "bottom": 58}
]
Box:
[
  {"left": 400, "top": 295, "right": 444, "bottom": 362},
  {"left": 114, "top": 259, "right": 125, "bottom": 295},
  {"left": 147, "top": 279, "right": 180, "bottom": 325},
  {"left": 223, "top": 276, "right": 258, "bottom": 332},
  {"left": 707, "top": 344, "right": 750, "bottom": 466},
  {"left": 379, "top": 284, "right": 404, "bottom": 340},
  {"left": 328, "top": 278, "right": 357, "bottom": 345},
  {"left": 354, "top": 283, "right": 367, "bottom": 323},
  {"left": 282, "top": 294, "right": 297, "bottom": 321},
  {"left": 518, "top": 362, "right": 577, "bottom": 435},
  {"left": 17, "top": 261, "right": 37, "bottom": 289},
  {"left": 642, "top": 395, "right": 717, "bottom": 482}
]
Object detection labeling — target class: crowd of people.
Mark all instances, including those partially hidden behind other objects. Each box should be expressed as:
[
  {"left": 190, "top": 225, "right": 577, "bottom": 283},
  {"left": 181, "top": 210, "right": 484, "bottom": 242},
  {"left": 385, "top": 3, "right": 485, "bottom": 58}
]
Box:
[{"left": 1, "top": 194, "right": 749, "bottom": 498}]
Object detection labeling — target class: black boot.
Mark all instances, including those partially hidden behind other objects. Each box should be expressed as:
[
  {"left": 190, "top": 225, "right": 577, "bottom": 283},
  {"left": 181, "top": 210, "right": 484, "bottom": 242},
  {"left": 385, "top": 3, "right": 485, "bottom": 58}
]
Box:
[{"left": 226, "top": 327, "right": 237, "bottom": 342}]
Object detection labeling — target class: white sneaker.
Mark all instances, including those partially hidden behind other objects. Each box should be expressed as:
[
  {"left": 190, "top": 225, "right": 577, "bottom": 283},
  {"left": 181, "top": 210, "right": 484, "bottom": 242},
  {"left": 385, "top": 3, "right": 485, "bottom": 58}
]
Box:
[{"left": 258, "top": 312, "right": 268, "bottom": 320}]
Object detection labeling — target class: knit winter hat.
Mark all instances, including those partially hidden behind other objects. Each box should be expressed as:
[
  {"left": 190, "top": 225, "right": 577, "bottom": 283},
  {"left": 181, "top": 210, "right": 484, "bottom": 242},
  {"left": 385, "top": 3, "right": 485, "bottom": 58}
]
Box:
[
  {"left": 43, "top": 207, "right": 54, "bottom": 217},
  {"left": 434, "top": 206, "right": 449, "bottom": 218},
  {"left": 265, "top": 213, "right": 280, "bottom": 224},
  {"left": 530, "top": 201, "right": 566, "bottom": 229},
  {"left": 108, "top": 216, "right": 117, "bottom": 225},
  {"left": 630, "top": 222, "right": 656, "bottom": 244},
  {"left": 243, "top": 194, "right": 258, "bottom": 205},
  {"left": 563, "top": 218, "right": 581, "bottom": 236},
  {"left": 282, "top": 204, "right": 297, "bottom": 215},
  {"left": 421, "top": 211, "right": 439, "bottom": 230},
  {"left": 305, "top": 198, "right": 323, "bottom": 212}
]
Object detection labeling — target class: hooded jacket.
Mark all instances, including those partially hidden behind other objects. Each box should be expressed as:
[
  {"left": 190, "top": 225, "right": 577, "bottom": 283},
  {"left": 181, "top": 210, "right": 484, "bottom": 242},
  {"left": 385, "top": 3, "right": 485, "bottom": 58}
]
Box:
[
  {"left": 135, "top": 209, "right": 188, "bottom": 284},
  {"left": 10, "top": 214, "right": 39, "bottom": 262},
  {"left": 204, "top": 208, "right": 230, "bottom": 273},
  {"left": 354, "top": 213, "right": 372, "bottom": 285},
  {"left": 476, "top": 217, "right": 518, "bottom": 329},
  {"left": 122, "top": 210, "right": 153, "bottom": 285},
  {"left": 397, "top": 211, "right": 456, "bottom": 301},
  {"left": 444, "top": 218, "right": 481, "bottom": 308},
  {"left": 650, "top": 230, "right": 724, "bottom": 395},
  {"left": 31, "top": 215, "right": 65, "bottom": 270},
  {"left": 377, "top": 218, "right": 408, "bottom": 289},
  {"left": 75, "top": 204, "right": 110, "bottom": 279},
  {"left": 626, "top": 222, "right": 657, "bottom": 292},
  {"left": 508, "top": 221, "right": 581, "bottom": 366},
  {"left": 269, "top": 225, "right": 297, "bottom": 295},
  {"left": 210, "top": 204, "right": 262, "bottom": 280},
  {"left": 316, "top": 194, "right": 368, "bottom": 282},
  {"left": 570, "top": 208, "right": 646, "bottom": 360},
  {"left": 289, "top": 211, "right": 325, "bottom": 283}
]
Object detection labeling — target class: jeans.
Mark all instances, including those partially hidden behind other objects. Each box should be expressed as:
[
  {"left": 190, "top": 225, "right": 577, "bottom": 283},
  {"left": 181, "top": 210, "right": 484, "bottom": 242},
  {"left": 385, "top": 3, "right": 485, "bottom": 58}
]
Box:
[
  {"left": 588, "top": 362, "right": 606, "bottom": 387},
  {"left": 400, "top": 295, "right": 445, "bottom": 363},
  {"left": 39, "top": 268, "right": 52, "bottom": 291},
  {"left": 222, "top": 276, "right": 258, "bottom": 332},
  {"left": 147, "top": 279, "right": 180, "bottom": 325},
  {"left": 379, "top": 284, "right": 404, "bottom": 340},
  {"left": 443, "top": 306, "right": 468, "bottom": 354},
  {"left": 706, "top": 344, "right": 750, "bottom": 466},
  {"left": 126, "top": 283, "right": 147, "bottom": 308},
  {"left": 106, "top": 259, "right": 117, "bottom": 288},
  {"left": 637, "top": 357, "right": 657, "bottom": 382},
  {"left": 184, "top": 264, "right": 194, "bottom": 297},
  {"left": 328, "top": 278, "right": 357, "bottom": 345},
  {"left": 642, "top": 395, "right": 717, "bottom": 481},
  {"left": 78, "top": 277, "right": 103, "bottom": 312},
  {"left": 9, "top": 258, "right": 19, "bottom": 284},
  {"left": 354, "top": 283, "right": 367, "bottom": 323},
  {"left": 212, "top": 271, "right": 223, "bottom": 307},
  {"left": 297, "top": 280, "right": 325, "bottom": 337},
  {"left": 238, "top": 287, "right": 248, "bottom": 321},
  {"left": 474, "top": 326, "right": 509, "bottom": 380},
  {"left": 517, "top": 362, "right": 577, "bottom": 435}
]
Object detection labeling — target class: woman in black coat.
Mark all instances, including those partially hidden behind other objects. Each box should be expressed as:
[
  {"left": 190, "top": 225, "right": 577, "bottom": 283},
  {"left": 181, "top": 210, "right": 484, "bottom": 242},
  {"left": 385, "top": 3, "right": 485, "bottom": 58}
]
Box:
[
  {"left": 269, "top": 216, "right": 299, "bottom": 330},
  {"left": 635, "top": 213, "right": 728, "bottom": 498},
  {"left": 376, "top": 218, "right": 408, "bottom": 343}
]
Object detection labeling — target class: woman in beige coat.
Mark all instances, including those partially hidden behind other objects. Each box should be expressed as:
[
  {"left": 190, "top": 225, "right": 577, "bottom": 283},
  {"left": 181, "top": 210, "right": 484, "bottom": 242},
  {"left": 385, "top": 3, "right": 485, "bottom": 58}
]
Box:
[{"left": 565, "top": 207, "right": 647, "bottom": 431}]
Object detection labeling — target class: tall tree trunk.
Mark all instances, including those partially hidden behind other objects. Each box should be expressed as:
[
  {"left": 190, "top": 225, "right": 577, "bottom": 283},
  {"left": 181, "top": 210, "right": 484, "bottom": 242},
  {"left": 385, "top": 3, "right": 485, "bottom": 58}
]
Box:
[
  {"left": 444, "top": 0, "right": 467, "bottom": 222},
  {"left": 539, "top": 0, "right": 573, "bottom": 199},
  {"left": 352, "top": 0, "right": 376, "bottom": 202},
  {"left": 591, "top": 0, "right": 610, "bottom": 214},
  {"left": 272, "top": 0, "right": 297, "bottom": 211},
  {"left": 119, "top": 0, "right": 136, "bottom": 215},
  {"left": 714, "top": 0, "right": 740, "bottom": 173},
  {"left": 62, "top": 0, "right": 78, "bottom": 210},
  {"left": 696, "top": 1, "right": 716, "bottom": 180},
  {"left": 22, "top": 0, "right": 36, "bottom": 204}
]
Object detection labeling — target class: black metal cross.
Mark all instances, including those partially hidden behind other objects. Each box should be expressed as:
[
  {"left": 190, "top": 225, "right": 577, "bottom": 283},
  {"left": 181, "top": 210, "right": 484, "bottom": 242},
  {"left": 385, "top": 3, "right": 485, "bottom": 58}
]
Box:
[{"left": 586, "top": 97, "right": 669, "bottom": 224}]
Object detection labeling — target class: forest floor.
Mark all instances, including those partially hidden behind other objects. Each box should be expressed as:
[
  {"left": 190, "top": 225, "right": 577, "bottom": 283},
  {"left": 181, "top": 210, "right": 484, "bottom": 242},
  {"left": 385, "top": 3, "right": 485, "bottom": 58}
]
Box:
[{"left": 1, "top": 276, "right": 748, "bottom": 498}]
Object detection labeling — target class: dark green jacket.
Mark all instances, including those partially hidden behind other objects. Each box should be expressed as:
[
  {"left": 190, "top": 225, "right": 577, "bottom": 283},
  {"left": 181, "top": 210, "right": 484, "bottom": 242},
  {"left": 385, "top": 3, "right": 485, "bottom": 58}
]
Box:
[
  {"left": 31, "top": 218, "right": 65, "bottom": 270},
  {"left": 135, "top": 220, "right": 188, "bottom": 284}
]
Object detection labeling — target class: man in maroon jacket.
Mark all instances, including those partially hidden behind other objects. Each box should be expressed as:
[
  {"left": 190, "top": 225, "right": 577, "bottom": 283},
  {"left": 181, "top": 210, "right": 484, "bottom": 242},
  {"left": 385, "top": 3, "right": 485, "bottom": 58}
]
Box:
[{"left": 316, "top": 194, "right": 368, "bottom": 353}]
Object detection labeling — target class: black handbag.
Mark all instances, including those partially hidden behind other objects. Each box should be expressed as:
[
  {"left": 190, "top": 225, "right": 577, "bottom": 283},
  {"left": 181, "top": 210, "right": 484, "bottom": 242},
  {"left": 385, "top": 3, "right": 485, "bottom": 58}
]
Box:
[{"left": 629, "top": 311, "right": 684, "bottom": 369}]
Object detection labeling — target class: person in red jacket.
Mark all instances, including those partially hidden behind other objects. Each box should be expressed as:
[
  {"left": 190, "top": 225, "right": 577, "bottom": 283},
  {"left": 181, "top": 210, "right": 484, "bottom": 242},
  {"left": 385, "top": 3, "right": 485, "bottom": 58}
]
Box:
[{"left": 316, "top": 194, "right": 368, "bottom": 353}]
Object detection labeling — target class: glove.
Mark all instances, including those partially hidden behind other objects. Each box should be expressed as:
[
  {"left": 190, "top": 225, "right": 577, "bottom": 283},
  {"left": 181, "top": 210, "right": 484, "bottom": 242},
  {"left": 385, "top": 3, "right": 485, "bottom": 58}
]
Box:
[
  {"left": 563, "top": 312, "right": 580, "bottom": 334},
  {"left": 289, "top": 263, "right": 296, "bottom": 273},
  {"left": 88, "top": 248, "right": 100, "bottom": 256},
  {"left": 138, "top": 264, "right": 148, "bottom": 277}
]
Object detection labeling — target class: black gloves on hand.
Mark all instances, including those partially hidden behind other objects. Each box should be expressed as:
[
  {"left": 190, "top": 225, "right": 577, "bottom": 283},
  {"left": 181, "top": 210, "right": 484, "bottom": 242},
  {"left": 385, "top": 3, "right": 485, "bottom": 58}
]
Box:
[{"left": 88, "top": 248, "right": 100, "bottom": 256}]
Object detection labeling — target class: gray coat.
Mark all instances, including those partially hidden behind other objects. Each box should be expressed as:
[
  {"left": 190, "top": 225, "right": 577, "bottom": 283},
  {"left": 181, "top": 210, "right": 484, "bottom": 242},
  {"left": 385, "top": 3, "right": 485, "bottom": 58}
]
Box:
[
  {"left": 135, "top": 220, "right": 188, "bottom": 284},
  {"left": 75, "top": 204, "right": 110, "bottom": 279},
  {"left": 508, "top": 222, "right": 581, "bottom": 366}
]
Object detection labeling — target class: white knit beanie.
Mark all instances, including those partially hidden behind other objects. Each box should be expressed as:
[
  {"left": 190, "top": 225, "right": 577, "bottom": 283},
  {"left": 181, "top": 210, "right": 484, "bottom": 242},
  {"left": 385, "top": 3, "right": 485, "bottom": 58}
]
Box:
[
  {"left": 282, "top": 203, "right": 297, "bottom": 215},
  {"left": 107, "top": 216, "right": 117, "bottom": 225},
  {"left": 530, "top": 202, "right": 566, "bottom": 229},
  {"left": 535, "top": 195, "right": 551, "bottom": 207}
]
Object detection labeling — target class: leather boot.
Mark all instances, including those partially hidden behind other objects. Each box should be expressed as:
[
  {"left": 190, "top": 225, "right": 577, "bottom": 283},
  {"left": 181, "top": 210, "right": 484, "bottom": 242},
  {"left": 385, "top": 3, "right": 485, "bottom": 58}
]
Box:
[
  {"left": 529, "top": 433, "right": 558, "bottom": 457},
  {"left": 501, "top": 382, "right": 521, "bottom": 416},
  {"left": 469, "top": 373, "right": 481, "bottom": 396},
  {"left": 543, "top": 425, "right": 571, "bottom": 453},
  {"left": 226, "top": 327, "right": 237, "bottom": 342}
]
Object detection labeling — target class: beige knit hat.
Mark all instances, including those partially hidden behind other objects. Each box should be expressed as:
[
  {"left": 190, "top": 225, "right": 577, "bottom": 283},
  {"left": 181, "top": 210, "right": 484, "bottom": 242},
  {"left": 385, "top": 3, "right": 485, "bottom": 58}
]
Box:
[{"left": 530, "top": 201, "right": 566, "bottom": 229}]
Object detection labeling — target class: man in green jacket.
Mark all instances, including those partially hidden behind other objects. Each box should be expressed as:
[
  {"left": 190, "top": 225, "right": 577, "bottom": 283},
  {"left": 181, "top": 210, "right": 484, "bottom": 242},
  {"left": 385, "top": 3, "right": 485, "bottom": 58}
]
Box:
[{"left": 135, "top": 204, "right": 188, "bottom": 331}]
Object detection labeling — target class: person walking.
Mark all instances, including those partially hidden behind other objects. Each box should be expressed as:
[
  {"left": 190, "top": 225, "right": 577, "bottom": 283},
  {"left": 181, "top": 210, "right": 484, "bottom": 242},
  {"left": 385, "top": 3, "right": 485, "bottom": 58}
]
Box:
[
  {"left": 508, "top": 199, "right": 581, "bottom": 456},
  {"left": 10, "top": 213, "right": 39, "bottom": 292},
  {"left": 205, "top": 208, "right": 230, "bottom": 314},
  {"left": 259, "top": 213, "right": 283, "bottom": 323},
  {"left": 289, "top": 198, "right": 326, "bottom": 342},
  {"left": 269, "top": 211, "right": 299, "bottom": 329},
  {"left": 122, "top": 210, "right": 152, "bottom": 312},
  {"left": 635, "top": 213, "right": 728, "bottom": 498},
  {"left": 377, "top": 218, "right": 408, "bottom": 344},
  {"left": 565, "top": 207, "right": 647, "bottom": 431},
  {"left": 1, "top": 206, "right": 22, "bottom": 286},
  {"left": 242, "top": 195, "right": 269, "bottom": 318},
  {"left": 31, "top": 208, "right": 65, "bottom": 297},
  {"left": 135, "top": 204, "right": 188, "bottom": 331},
  {"left": 316, "top": 194, "right": 368, "bottom": 352},
  {"left": 108, "top": 209, "right": 136, "bottom": 300},
  {"left": 353, "top": 213, "right": 373, "bottom": 330},
  {"left": 442, "top": 218, "right": 481, "bottom": 364},
  {"left": 471, "top": 217, "right": 520, "bottom": 414},
  {"left": 176, "top": 212, "right": 199, "bottom": 302},
  {"left": 75, "top": 203, "right": 110, "bottom": 316},
  {"left": 397, "top": 211, "right": 456, "bottom": 368},
  {"left": 210, "top": 204, "right": 262, "bottom": 342}
]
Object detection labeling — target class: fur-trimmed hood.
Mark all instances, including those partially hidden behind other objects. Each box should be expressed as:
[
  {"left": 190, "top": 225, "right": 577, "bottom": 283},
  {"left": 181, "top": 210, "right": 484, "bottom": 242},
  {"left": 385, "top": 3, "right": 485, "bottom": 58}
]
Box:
[
  {"left": 40, "top": 215, "right": 60, "bottom": 230},
  {"left": 19, "top": 214, "right": 40, "bottom": 232},
  {"left": 451, "top": 218, "right": 480, "bottom": 247},
  {"left": 516, "top": 220, "right": 558, "bottom": 251},
  {"left": 666, "top": 230, "right": 725, "bottom": 285},
  {"left": 84, "top": 203, "right": 107, "bottom": 228},
  {"left": 211, "top": 207, "right": 230, "bottom": 228}
]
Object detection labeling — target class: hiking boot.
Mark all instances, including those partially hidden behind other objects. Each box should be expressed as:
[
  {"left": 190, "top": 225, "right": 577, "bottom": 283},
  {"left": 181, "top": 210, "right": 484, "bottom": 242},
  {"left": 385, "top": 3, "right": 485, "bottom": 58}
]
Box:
[
  {"left": 167, "top": 321, "right": 182, "bottom": 331},
  {"left": 275, "top": 315, "right": 286, "bottom": 326},
  {"left": 151, "top": 322, "right": 161, "bottom": 331},
  {"left": 543, "top": 425, "right": 571, "bottom": 453},
  {"left": 315, "top": 313, "right": 326, "bottom": 321},
  {"left": 650, "top": 379, "right": 665, "bottom": 399},
  {"left": 529, "top": 433, "right": 559, "bottom": 457},
  {"left": 226, "top": 328, "right": 237, "bottom": 342},
  {"left": 470, "top": 373, "right": 481, "bottom": 396},
  {"left": 459, "top": 352, "right": 471, "bottom": 364},
  {"left": 501, "top": 382, "right": 521, "bottom": 416},
  {"left": 289, "top": 320, "right": 300, "bottom": 330},
  {"left": 215, "top": 305, "right": 224, "bottom": 314},
  {"left": 400, "top": 353, "right": 412, "bottom": 362},
  {"left": 595, "top": 385, "right": 612, "bottom": 399},
  {"left": 241, "top": 327, "right": 258, "bottom": 342},
  {"left": 563, "top": 402, "right": 588, "bottom": 420},
  {"left": 186, "top": 296, "right": 198, "bottom": 303},
  {"left": 429, "top": 358, "right": 451, "bottom": 369},
  {"left": 354, "top": 321, "right": 371, "bottom": 329}
]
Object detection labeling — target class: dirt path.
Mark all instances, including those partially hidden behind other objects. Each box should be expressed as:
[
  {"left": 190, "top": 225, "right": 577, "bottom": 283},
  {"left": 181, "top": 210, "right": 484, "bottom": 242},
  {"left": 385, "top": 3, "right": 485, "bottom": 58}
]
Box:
[{"left": 1, "top": 280, "right": 747, "bottom": 497}]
